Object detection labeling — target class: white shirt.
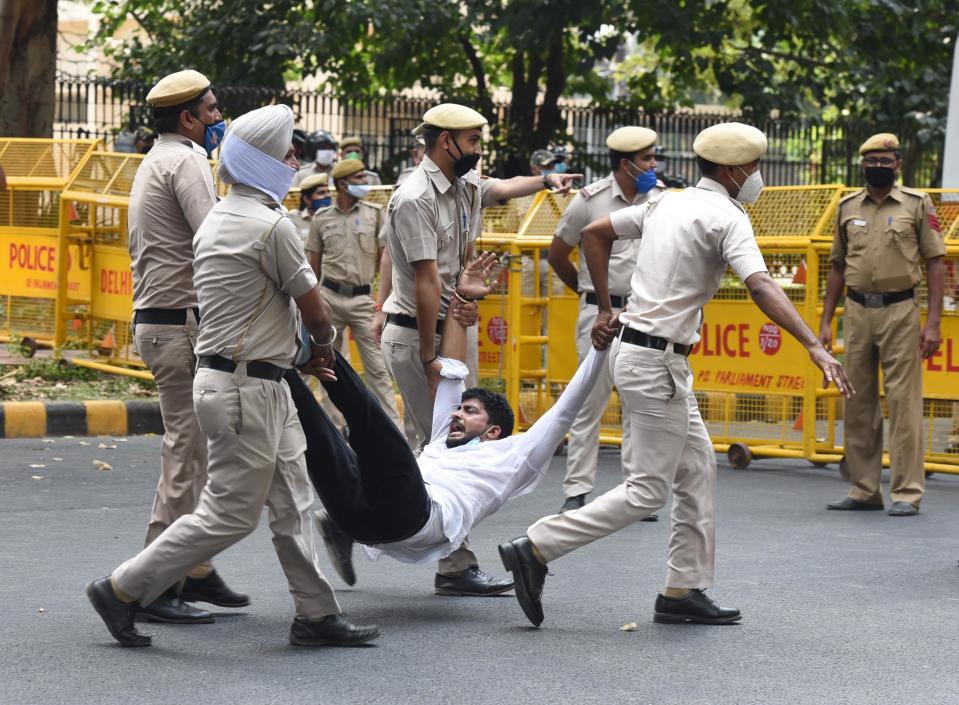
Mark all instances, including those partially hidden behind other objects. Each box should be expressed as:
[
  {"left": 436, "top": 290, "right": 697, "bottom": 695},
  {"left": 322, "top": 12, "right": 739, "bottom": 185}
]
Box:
[
  {"left": 366, "top": 346, "right": 610, "bottom": 564},
  {"left": 608, "top": 177, "right": 767, "bottom": 346}
]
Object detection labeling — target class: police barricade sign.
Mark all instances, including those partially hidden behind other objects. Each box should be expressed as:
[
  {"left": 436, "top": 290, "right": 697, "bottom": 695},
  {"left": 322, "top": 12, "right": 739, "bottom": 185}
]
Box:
[{"left": 3, "top": 234, "right": 90, "bottom": 301}]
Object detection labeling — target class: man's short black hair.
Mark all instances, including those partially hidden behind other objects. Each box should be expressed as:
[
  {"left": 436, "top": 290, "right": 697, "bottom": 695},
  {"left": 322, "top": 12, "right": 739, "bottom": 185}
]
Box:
[
  {"left": 609, "top": 148, "right": 639, "bottom": 172},
  {"left": 461, "top": 387, "right": 514, "bottom": 438},
  {"left": 697, "top": 156, "right": 721, "bottom": 177},
  {"left": 152, "top": 87, "right": 211, "bottom": 134},
  {"left": 422, "top": 124, "right": 443, "bottom": 151}
]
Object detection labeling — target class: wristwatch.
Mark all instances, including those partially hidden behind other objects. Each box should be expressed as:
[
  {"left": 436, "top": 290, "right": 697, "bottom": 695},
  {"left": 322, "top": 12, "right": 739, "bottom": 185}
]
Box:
[{"left": 542, "top": 173, "right": 551, "bottom": 190}]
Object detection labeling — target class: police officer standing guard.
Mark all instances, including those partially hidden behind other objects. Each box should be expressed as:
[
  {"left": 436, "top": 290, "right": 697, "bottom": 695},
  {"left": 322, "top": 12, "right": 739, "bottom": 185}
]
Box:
[
  {"left": 381, "top": 103, "right": 580, "bottom": 595},
  {"left": 127, "top": 70, "right": 246, "bottom": 623},
  {"left": 820, "top": 133, "right": 945, "bottom": 516},
  {"left": 547, "top": 126, "right": 660, "bottom": 514},
  {"left": 340, "top": 135, "right": 383, "bottom": 185},
  {"left": 291, "top": 173, "right": 330, "bottom": 243},
  {"left": 306, "top": 158, "right": 402, "bottom": 426},
  {"left": 87, "top": 104, "right": 379, "bottom": 649}
]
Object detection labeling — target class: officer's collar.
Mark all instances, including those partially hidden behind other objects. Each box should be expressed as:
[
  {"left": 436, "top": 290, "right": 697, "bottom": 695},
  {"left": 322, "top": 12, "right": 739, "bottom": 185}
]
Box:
[
  {"left": 230, "top": 183, "right": 282, "bottom": 208},
  {"left": 157, "top": 131, "right": 207, "bottom": 157},
  {"left": 422, "top": 154, "right": 453, "bottom": 194},
  {"left": 863, "top": 184, "right": 902, "bottom": 204},
  {"left": 696, "top": 177, "right": 730, "bottom": 196}
]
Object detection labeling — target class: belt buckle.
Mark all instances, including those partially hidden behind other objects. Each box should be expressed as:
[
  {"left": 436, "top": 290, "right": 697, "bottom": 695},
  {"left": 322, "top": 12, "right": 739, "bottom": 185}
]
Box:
[{"left": 864, "top": 292, "right": 884, "bottom": 308}]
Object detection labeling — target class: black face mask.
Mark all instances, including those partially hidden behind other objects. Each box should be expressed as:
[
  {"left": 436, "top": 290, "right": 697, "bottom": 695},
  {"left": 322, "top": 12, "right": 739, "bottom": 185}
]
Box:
[
  {"left": 864, "top": 166, "right": 896, "bottom": 188},
  {"left": 446, "top": 135, "right": 480, "bottom": 177}
]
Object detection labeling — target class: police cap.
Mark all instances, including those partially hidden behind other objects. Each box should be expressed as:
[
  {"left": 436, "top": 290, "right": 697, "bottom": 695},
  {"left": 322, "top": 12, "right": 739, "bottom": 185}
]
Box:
[
  {"left": 422, "top": 103, "right": 487, "bottom": 131},
  {"left": 606, "top": 126, "right": 657, "bottom": 153},
  {"left": 693, "top": 122, "right": 767, "bottom": 165},
  {"left": 146, "top": 70, "right": 211, "bottom": 108},
  {"left": 331, "top": 159, "right": 366, "bottom": 180},
  {"left": 859, "top": 133, "right": 900, "bottom": 156}
]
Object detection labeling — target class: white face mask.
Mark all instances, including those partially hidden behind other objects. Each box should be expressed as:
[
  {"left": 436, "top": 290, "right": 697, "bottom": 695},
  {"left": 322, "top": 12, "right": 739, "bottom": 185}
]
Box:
[
  {"left": 734, "top": 167, "right": 763, "bottom": 204},
  {"left": 315, "top": 149, "right": 336, "bottom": 166},
  {"left": 346, "top": 183, "right": 371, "bottom": 199}
]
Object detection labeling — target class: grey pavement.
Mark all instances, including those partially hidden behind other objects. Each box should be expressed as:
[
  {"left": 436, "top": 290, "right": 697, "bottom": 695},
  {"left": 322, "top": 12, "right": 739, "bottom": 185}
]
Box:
[{"left": 1, "top": 436, "right": 958, "bottom": 705}]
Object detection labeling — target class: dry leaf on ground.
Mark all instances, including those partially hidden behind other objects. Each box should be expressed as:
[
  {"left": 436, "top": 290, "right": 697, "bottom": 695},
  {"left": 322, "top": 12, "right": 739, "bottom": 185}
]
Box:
[{"left": 93, "top": 459, "right": 113, "bottom": 471}]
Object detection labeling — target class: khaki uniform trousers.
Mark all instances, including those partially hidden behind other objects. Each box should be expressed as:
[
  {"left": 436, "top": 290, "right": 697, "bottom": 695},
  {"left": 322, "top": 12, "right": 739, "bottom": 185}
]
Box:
[
  {"left": 381, "top": 322, "right": 479, "bottom": 575},
  {"left": 843, "top": 297, "right": 925, "bottom": 506},
  {"left": 325, "top": 288, "right": 402, "bottom": 428},
  {"left": 113, "top": 367, "right": 341, "bottom": 618},
  {"left": 133, "top": 312, "right": 211, "bottom": 571},
  {"left": 529, "top": 338, "right": 717, "bottom": 590},
  {"left": 563, "top": 300, "right": 631, "bottom": 497}
]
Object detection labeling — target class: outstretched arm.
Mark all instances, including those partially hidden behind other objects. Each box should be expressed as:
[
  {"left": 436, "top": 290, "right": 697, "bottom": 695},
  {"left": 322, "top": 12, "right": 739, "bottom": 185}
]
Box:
[{"left": 483, "top": 173, "right": 583, "bottom": 202}]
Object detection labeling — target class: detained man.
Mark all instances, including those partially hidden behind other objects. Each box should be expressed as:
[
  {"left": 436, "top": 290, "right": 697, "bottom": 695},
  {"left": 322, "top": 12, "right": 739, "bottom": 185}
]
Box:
[{"left": 285, "top": 253, "right": 610, "bottom": 582}]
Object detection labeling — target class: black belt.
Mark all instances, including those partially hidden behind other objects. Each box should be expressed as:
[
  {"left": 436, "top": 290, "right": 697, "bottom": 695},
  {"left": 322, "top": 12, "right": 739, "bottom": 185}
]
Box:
[
  {"left": 621, "top": 327, "right": 692, "bottom": 356},
  {"left": 133, "top": 307, "right": 200, "bottom": 325},
  {"left": 585, "top": 293, "right": 626, "bottom": 309},
  {"left": 386, "top": 313, "right": 444, "bottom": 335},
  {"left": 197, "top": 355, "right": 285, "bottom": 381},
  {"left": 322, "top": 279, "right": 372, "bottom": 297},
  {"left": 847, "top": 287, "right": 914, "bottom": 308}
]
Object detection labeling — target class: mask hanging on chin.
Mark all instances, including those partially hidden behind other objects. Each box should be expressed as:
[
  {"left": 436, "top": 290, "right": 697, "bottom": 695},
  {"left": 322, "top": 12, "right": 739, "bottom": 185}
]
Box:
[
  {"left": 446, "top": 136, "right": 480, "bottom": 177},
  {"left": 734, "top": 167, "right": 764, "bottom": 204}
]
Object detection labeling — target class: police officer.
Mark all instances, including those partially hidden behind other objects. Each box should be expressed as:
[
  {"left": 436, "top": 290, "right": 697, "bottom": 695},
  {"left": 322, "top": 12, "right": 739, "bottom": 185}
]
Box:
[
  {"left": 340, "top": 136, "right": 383, "bottom": 185},
  {"left": 499, "top": 122, "right": 852, "bottom": 628},
  {"left": 128, "top": 69, "right": 244, "bottom": 624},
  {"left": 305, "top": 158, "right": 401, "bottom": 426},
  {"left": 529, "top": 149, "right": 556, "bottom": 176},
  {"left": 820, "top": 133, "right": 945, "bottom": 516},
  {"left": 293, "top": 129, "right": 337, "bottom": 188},
  {"left": 291, "top": 173, "right": 330, "bottom": 244},
  {"left": 547, "top": 126, "right": 660, "bottom": 514},
  {"left": 86, "top": 104, "right": 379, "bottom": 649},
  {"left": 381, "top": 102, "right": 579, "bottom": 595}
]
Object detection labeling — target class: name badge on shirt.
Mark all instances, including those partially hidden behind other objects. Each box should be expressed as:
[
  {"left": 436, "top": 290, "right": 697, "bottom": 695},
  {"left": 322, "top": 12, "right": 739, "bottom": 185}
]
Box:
[{"left": 851, "top": 219, "right": 867, "bottom": 227}]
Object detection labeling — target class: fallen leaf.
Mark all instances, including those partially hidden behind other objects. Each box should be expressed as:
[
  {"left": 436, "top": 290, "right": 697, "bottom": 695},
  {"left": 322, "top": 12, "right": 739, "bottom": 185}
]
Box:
[
  {"left": 97, "top": 443, "right": 117, "bottom": 449},
  {"left": 63, "top": 435, "right": 74, "bottom": 439},
  {"left": 93, "top": 459, "right": 113, "bottom": 471},
  {"left": 29, "top": 464, "right": 45, "bottom": 468},
  {"left": 52, "top": 457, "right": 62, "bottom": 462},
  {"left": 79, "top": 441, "right": 90, "bottom": 446},
  {"left": 113, "top": 438, "right": 128, "bottom": 443},
  {"left": 42, "top": 439, "right": 55, "bottom": 444},
  {"left": 620, "top": 622, "right": 638, "bottom": 632},
  {"left": 31, "top": 475, "right": 44, "bottom": 480},
  {"left": 37, "top": 608, "right": 46, "bottom": 614}
]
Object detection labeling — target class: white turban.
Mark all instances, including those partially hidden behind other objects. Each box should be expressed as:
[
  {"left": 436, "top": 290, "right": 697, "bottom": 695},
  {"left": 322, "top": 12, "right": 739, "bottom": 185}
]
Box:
[{"left": 218, "top": 104, "right": 296, "bottom": 203}]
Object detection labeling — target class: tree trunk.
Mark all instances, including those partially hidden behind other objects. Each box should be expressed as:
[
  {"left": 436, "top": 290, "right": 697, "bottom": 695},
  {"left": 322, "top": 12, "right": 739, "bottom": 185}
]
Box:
[{"left": 0, "top": 0, "right": 57, "bottom": 138}]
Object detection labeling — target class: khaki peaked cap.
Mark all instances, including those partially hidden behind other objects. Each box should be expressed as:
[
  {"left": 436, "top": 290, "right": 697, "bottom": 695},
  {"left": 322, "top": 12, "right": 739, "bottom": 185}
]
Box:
[
  {"left": 606, "top": 126, "right": 657, "bottom": 153},
  {"left": 422, "top": 104, "right": 487, "bottom": 131},
  {"left": 330, "top": 159, "right": 366, "bottom": 180},
  {"left": 299, "top": 174, "right": 328, "bottom": 191},
  {"left": 146, "top": 70, "right": 211, "bottom": 107},
  {"left": 859, "top": 133, "right": 900, "bottom": 155},
  {"left": 693, "top": 122, "right": 767, "bottom": 165},
  {"left": 341, "top": 136, "right": 363, "bottom": 149}
]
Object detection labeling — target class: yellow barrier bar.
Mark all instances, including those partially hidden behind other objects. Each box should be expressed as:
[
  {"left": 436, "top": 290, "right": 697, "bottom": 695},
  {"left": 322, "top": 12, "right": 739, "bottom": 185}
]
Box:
[{"left": 71, "top": 357, "right": 155, "bottom": 381}]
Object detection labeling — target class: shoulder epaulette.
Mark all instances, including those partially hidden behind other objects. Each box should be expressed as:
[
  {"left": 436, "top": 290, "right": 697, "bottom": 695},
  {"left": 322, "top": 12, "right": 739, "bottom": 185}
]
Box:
[{"left": 579, "top": 176, "right": 612, "bottom": 200}]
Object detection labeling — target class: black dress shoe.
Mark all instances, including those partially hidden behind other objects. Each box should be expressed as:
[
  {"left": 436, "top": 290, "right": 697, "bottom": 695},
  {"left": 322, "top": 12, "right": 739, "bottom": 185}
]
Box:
[
  {"left": 139, "top": 586, "right": 214, "bottom": 624},
  {"left": 826, "top": 497, "right": 884, "bottom": 511},
  {"left": 560, "top": 494, "right": 586, "bottom": 513},
  {"left": 86, "top": 576, "right": 151, "bottom": 647},
  {"left": 315, "top": 510, "right": 356, "bottom": 586},
  {"left": 653, "top": 589, "right": 741, "bottom": 625},
  {"left": 498, "top": 536, "right": 547, "bottom": 627},
  {"left": 888, "top": 501, "right": 919, "bottom": 516},
  {"left": 289, "top": 614, "right": 380, "bottom": 647},
  {"left": 434, "top": 567, "right": 513, "bottom": 596},
  {"left": 640, "top": 514, "right": 659, "bottom": 522},
  {"left": 181, "top": 570, "right": 250, "bottom": 608}
]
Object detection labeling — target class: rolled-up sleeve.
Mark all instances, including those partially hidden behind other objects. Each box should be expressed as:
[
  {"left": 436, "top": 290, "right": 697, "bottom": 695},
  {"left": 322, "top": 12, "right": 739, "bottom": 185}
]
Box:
[
  {"left": 722, "top": 216, "right": 767, "bottom": 282},
  {"left": 262, "top": 218, "right": 318, "bottom": 298},
  {"left": 392, "top": 195, "right": 437, "bottom": 263},
  {"left": 609, "top": 203, "right": 648, "bottom": 241},
  {"left": 479, "top": 178, "right": 503, "bottom": 208},
  {"left": 555, "top": 194, "right": 588, "bottom": 247}
]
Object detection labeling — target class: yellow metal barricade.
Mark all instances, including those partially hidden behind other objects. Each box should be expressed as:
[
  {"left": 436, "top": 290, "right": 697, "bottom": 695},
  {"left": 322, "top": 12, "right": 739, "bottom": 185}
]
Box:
[{"left": 0, "top": 138, "right": 100, "bottom": 349}]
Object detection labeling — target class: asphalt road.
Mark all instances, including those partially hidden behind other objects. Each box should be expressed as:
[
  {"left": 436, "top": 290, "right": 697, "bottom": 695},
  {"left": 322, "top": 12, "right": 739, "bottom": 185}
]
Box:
[{"left": 1, "top": 435, "right": 957, "bottom": 705}]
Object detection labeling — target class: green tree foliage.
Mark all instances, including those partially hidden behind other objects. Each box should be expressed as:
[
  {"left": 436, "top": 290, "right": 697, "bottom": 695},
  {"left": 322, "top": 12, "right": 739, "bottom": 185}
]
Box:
[{"left": 88, "top": 0, "right": 956, "bottom": 175}]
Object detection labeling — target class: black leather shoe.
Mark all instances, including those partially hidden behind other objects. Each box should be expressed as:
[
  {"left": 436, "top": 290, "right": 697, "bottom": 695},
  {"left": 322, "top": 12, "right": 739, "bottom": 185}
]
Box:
[
  {"left": 826, "top": 497, "right": 884, "bottom": 511},
  {"left": 181, "top": 570, "right": 250, "bottom": 608},
  {"left": 640, "top": 514, "right": 659, "bottom": 522},
  {"left": 560, "top": 494, "right": 586, "bottom": 513},
  {"left": 289, "top": 614, "right": 380, "bottom": 647},
  {"left": 888, "top": 501, "right": 919, "bottom": 516},
  {"left": 498, "top": 536, "right": 547, "bottom": 627},
  {"left": 139, "top": 586, "right": 214, "bottom": 624},
  {"left": 86, "top": 576, "right": 151, "bottom": 647},
  {"left": 653, "top": 589, "right": 741, "bottom": 625},
  {"left": 315, "top": 510, "right": 356, "bottom": 586},
  {"left": 434, "top": 567, "right": 513, "bottom": 596}
]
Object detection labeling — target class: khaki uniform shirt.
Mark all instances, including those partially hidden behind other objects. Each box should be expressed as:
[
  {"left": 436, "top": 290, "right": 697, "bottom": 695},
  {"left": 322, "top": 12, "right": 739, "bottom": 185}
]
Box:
[
  {"left": 555, "top": 173, "right": 655, "bottom": 296},
  {"left": 193, "top": 184, "right": 318, "bottom": 367},
  {"left": 291, "top": 207, "right": 313, "bottom": 244},
  {"left": 128, "top": 132, "right": 217, "bottom": 309},
  {"left": 382, "top": 155, "right": 500, "bottom": 317},
  {"left": 305, "top": 199, "right": 384, "bottom": 286},
  {"left": 609, "top": 178, "right": 768, "bottom": 345},
  {"left": 292, "top": 162, "right": 332, "bottom": 188},
  {"left": 829, "top": 185, "right": 945, "bottom": 293}
]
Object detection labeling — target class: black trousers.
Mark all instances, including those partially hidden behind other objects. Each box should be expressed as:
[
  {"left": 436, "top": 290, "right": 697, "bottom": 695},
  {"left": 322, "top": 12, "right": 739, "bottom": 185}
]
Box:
[{"left": 285, "top": 353, "right": 431, "bottom": 545}]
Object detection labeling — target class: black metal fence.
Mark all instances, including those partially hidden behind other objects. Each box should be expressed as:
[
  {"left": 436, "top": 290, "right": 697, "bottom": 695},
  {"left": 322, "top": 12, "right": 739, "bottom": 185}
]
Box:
[{"left": 54, "top": 73, "right": 944, "bottom": 187}]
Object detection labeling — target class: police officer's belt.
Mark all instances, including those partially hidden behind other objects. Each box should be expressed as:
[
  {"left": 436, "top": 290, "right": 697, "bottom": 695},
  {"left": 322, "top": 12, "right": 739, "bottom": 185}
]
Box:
[
  {"left": 585, "top": 293, "right": 626, "bottom": 308},
  {"left": 322, "top": 279, "right": 372, "bottom": 297},
  {"left": 197, "top": 355, "right": 285, "bottom": 381},
  {"left": 620, "top": 327, "right": 692, "bottom": 357},
  {"left": 133, "top": 307, "right": 200, "bottom": 325},
  {"left": 386, "top": 313, "right": 444, "bottom": 335},
  {"left": 846, "top": 287, "right": 914, "bottom": 308}
]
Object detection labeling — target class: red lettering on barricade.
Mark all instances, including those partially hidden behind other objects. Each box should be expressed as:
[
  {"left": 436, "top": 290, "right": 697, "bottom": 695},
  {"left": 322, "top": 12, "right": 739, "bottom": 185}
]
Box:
[
  {"left": 9, "top": 243, "right": 56, "bottom": 272},
  {"left": 926, "top": 339, "right": 959, "bottom": 373},
  {"left": 100, "top": 269, "right": 133, "bottom": 295}
]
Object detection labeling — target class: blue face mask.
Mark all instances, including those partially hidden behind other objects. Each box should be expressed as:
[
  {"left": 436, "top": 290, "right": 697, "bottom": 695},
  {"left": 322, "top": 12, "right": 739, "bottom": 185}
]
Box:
[
  {"left": 553, "top": 161, "right": 568, "bottom": 174},
  {"left": 311, "top": 197, "right": 331, "bottom": 210},
  {"left": 628, "top": 161, "right": 657, "bottom": 194},
  {"left": 464, "top": 426, "right": 494, "bottom": 447},
  {"left": 203, "top": 119, "right": 226, "bottom": 156}
]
